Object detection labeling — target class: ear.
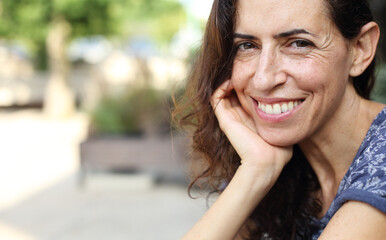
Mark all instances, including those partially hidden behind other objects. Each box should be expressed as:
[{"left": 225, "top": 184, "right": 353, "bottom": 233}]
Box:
[{"left": 349, "top": 22, "right": 380, "bottom": 77}]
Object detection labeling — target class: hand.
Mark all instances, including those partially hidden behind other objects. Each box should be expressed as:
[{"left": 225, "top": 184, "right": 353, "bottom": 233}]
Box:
[
  {"left": 211, "top": 80, "right": 293, "bottom": 180},
  {"left": 181, "top": 80, "right": 294, "bottom": 240}
]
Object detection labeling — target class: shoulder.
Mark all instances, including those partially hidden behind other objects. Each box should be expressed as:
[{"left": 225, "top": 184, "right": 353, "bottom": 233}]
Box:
[
  {"left": 350, "top": 106, "right": 386, "bottom": 183},
  {"left": 336, "top": 107, "right": 386, "bottom": 212},
  {"left": 312, "top": 108, "right": 386, "bottom": 239},
  {"left": 361, "top": 105, "right": 386, "bottom": 155}
]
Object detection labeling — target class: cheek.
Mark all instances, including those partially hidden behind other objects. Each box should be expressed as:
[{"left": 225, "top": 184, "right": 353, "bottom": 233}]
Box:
[
  {"left": 304, "top": 66, "right": 347, "bottom": 96},
  {"left": 287, "top": 58, "right": 339, "bottom": 93},
  {"left": 295, "top": 49, "right": 351, "bottom": 93},
  {"left": 231, "top": 60, "right": 256, "bottom": 91},
  {"left": 298, "top": 70, "right": 328, "bottom": 92},
  {"left": 230, "top": 61, "right": 258, "bottom": 116}
]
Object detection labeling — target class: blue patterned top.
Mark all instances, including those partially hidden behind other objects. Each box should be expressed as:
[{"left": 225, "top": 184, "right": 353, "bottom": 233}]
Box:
[{"left": 311, "top": 107, "right": 386, "bottom": 239}]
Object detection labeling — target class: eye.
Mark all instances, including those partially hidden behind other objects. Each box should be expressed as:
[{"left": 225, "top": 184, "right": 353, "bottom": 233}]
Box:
[
  {"left": 290, "top": 39, "right": 314, "bottom": 48},
  {"left": 237, "top": 42, "right": 256, "bottom": 51}
]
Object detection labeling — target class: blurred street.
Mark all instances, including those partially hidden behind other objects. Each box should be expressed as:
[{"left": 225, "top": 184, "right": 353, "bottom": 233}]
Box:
[
  {"left": 0, "top": 0, "right": 383, "bottom": 239},
  {"left": 0, "top": 110, "right": 206, "bottom": 240}
]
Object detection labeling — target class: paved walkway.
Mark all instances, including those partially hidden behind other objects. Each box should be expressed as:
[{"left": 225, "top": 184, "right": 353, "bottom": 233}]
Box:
[
  {"left": 0, "top": 110, "right": 207, "bottom": 240},
  {"left": 0, "top": 174, "right": 207, "bottom": 240}
]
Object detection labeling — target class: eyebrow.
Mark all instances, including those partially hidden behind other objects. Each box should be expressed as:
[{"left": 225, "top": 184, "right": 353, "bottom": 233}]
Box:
[
  {"left": 273, "top": 29, "right": 315, "bottom": 38},
  {"left": 233, "top": 33, "right": 257, "bottom": 40},
  {"left": 233, "top": 29, "right": 315, "bottom": 40}
]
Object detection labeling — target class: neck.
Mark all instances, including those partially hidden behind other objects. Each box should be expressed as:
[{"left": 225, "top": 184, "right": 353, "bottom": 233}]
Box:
[{"left": 299, "top": 85, "right": 384, "bottom": 215}]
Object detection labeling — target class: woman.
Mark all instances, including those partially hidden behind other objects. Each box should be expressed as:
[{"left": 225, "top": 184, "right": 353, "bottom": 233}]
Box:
[{"left": 175, "top": 0, "right": 386, "bottom": 239}]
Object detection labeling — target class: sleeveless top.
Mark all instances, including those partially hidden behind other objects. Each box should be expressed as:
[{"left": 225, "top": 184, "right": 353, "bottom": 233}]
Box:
[{"left": 310, "top": 107, "right": 386, "bottom": 239}]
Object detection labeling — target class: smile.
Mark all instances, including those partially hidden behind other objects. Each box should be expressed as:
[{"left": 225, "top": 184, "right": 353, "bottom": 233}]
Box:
[{"left": 258, "top": 100, "right": 302, "bottom": 115}]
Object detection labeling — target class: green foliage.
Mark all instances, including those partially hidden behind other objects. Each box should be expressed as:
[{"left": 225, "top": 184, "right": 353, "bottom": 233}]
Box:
[
  {"left": 372, "top": 65, "right": 386, "bottom": 104},
  {"left": 123, "top": 0, "right": 186, "bottom": 45},
  {"left": 52, "top": 0, "right": 125, "bottom": 38},
  {"left": 90, "top": 87, "right": 171, "bottom": 135},
  {"left": 0, "top": 0, "right": 50, "bottom": 42},
  {"left": 0, "top": 0, "right": 186, "bottom": 42},
  {"left": 0, "top": 0, "right": 186, "bottom": 67},
  {"left": 0, "top": 0, "right": 124, "bottom": 41}
]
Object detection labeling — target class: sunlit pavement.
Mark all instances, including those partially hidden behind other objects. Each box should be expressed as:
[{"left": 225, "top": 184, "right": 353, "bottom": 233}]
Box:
[{"left": 0, "top": 110, "right": 206, "bottom": 240}]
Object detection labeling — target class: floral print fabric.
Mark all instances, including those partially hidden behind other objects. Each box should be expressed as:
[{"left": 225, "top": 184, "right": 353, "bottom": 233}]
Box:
[{"left": 311, "top": 107, "right": 386, "bottom": 239}]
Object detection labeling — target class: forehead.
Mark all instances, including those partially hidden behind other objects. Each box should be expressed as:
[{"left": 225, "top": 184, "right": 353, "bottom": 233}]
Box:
[{"left": 235, "top": 0, "right": 332, "bottom": 35}]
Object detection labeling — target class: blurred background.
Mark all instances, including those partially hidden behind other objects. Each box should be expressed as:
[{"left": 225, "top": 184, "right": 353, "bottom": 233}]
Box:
[{"left": 0, "top": 0, "right": 385, "bottom": 239}]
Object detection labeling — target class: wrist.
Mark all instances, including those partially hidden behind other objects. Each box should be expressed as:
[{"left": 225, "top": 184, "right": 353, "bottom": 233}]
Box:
[{"left": 225, "top": 164, "right": 280, "bottom": 207}]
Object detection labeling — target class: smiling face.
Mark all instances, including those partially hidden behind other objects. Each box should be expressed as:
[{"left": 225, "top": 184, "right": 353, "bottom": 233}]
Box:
[{"left": 231, "top": 0, "right": 357, "bottom": 146}]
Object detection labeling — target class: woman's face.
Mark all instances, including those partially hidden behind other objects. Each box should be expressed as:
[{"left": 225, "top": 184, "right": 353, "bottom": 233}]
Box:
[{"left": 231, "top": 0, "right": 355, "bottom": 146}]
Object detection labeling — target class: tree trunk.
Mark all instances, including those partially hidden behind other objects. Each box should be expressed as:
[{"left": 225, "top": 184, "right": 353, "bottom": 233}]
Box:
[{"left": 43, "top": 16, "right": 75, "bottom": 118}]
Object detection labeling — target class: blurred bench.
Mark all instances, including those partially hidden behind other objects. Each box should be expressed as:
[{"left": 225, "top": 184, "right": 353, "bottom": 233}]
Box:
[{"left": 79, "top": 135, "right": 190, "bottom": 186}]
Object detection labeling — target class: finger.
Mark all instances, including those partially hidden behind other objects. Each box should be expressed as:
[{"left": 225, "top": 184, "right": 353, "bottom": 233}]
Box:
[
  {"left": 229, "top": 91, "right": 240, "bottom": 108},
  {"left": 211, "top": 80, "right": 233, "bottom": 109},
  {"left": 229, "top": 93, "right": 257, "bottom": 131}
]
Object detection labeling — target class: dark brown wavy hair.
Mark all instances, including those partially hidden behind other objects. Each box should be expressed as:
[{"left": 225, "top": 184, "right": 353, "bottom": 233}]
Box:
[{"left": 173, "top": 0, "right": 377, "bottom": 239}]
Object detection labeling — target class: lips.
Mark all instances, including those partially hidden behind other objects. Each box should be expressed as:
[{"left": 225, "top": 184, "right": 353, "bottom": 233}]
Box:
[{"left": 257, "top": 100, "right": 302, "bottom": 115}]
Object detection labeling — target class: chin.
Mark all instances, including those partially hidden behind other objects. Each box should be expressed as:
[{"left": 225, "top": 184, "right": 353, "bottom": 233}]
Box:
[{"left": 258, "top": 129, "right": 301, "bottom": 147}]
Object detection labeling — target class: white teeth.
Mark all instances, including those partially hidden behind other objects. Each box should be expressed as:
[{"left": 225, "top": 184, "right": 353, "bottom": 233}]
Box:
[
  {"left": 265, "top": 104, "right": 273, "bottom": 114},
  {"left": 281, "top": 103, "right": 288, "bottom": 112},
  {"left": 273, "top": 104, "right": 281, "bottom": 114},
  {"left": 258, "top": 100, "right": 301, "bottom": 114},
  {"left": 288, "top": 101, "right": 294, "bottom": 110}
]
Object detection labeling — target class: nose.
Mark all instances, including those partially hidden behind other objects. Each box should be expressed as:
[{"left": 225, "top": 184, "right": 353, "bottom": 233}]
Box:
[{"left": 252, "top": 46, "right": 286, "bottom": 92}]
